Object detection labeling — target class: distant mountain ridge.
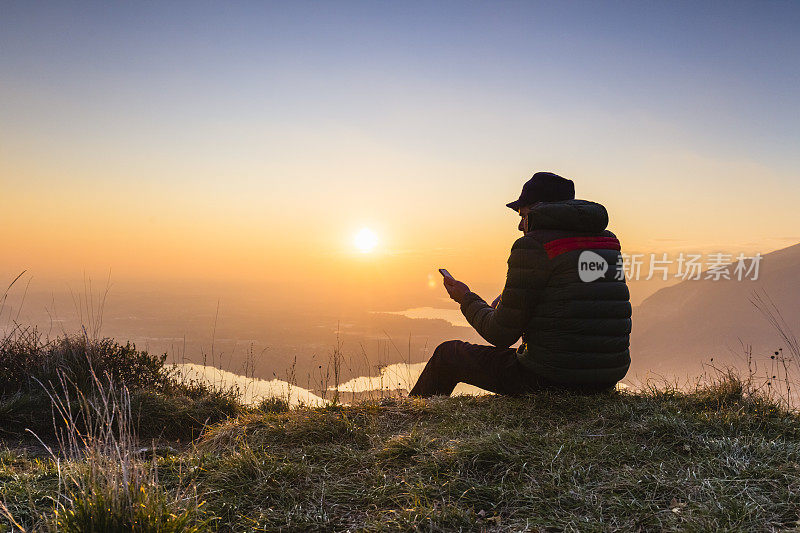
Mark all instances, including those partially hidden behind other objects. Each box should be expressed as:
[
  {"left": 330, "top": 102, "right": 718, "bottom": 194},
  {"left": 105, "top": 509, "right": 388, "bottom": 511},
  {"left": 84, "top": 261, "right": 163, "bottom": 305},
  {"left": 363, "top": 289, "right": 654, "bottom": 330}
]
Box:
[{"left": 629, "top": 242, "right": 800, "bottom": 383}]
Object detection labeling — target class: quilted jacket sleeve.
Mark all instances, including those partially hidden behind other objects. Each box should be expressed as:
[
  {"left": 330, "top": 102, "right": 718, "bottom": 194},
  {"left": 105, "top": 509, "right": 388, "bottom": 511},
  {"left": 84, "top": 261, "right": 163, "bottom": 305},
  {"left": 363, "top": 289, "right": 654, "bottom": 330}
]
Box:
[{"left": 459, "top": 236, "right": 550, "bottom": 348}]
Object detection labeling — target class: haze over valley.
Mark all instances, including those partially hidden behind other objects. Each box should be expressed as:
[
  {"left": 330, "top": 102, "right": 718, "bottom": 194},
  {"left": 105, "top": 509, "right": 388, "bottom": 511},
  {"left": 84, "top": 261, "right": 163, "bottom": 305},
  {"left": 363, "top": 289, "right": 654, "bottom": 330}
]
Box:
[{"left": 3, "top": 240, "right": 798, "bottom": 396}]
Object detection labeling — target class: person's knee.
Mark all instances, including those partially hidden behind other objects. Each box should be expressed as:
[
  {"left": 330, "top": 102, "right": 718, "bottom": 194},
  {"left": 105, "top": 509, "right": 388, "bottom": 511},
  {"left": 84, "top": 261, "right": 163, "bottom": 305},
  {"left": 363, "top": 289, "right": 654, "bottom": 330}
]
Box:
[{"left": 431, "top": 340, "right": 461, "bottom": 364}]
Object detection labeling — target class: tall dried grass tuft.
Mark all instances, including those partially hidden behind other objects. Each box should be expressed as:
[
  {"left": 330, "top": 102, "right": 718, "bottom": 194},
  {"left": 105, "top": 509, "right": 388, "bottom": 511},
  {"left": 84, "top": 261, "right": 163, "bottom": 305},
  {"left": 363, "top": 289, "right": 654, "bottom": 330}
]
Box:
[{"left": 30, "top": 367, "right": 207, "bottom": 532}]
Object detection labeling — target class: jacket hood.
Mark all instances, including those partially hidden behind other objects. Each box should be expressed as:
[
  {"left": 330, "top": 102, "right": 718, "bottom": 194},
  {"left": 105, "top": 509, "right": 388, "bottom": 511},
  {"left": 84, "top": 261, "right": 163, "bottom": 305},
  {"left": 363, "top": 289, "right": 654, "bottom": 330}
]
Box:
[{"left": 528, "top": 199, "right": 609, "bottom": 233}]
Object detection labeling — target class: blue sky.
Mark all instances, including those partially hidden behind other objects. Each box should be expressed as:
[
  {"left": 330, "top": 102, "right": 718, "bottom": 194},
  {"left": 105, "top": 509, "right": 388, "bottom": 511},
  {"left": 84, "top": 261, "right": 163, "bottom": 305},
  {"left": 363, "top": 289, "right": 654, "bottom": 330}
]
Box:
[{"left": 4, "top": 1, "right": 798, "bottom": 166}]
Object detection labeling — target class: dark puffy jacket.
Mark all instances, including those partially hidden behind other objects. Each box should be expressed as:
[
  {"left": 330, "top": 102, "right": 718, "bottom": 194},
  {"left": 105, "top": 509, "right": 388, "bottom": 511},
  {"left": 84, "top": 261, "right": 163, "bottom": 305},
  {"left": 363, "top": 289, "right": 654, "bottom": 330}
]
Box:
[{"left": 460, "top": 200, "right": 631, "bottom": 386}]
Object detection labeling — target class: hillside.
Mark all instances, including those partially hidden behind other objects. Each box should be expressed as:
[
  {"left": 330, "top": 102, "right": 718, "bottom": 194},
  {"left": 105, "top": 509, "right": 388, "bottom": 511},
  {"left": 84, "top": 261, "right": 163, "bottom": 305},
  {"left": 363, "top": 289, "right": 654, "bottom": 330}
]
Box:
[
  {"left": 3, "top": 332, "right": 800, "bottom": 531},
  {"left": 630, "top": 242, "right": 800, "bottom": 383},
  {"left": 3, "top": 375, "right": 800, "bottom": 531}
]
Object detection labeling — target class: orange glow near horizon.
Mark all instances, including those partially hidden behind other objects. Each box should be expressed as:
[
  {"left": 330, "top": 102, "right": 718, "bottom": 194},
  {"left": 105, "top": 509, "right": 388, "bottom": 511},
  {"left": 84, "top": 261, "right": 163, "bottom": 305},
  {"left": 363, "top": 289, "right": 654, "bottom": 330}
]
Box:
[{"left": 3, "top": 164, "right": 798, "bottom": 306}]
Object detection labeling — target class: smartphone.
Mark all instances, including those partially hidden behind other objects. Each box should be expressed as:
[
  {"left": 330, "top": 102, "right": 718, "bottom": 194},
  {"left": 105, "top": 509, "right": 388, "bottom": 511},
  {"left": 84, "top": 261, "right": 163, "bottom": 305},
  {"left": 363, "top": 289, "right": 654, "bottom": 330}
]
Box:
[{"left": 438, "top": 268, "right": 454, "bottom": 280}]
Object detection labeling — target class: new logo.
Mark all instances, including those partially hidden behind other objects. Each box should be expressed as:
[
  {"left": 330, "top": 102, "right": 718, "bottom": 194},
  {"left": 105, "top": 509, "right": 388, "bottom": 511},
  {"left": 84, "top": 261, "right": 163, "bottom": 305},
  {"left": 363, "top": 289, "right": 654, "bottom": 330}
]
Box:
[{"left": 578, "top": 251, "right": 609, "bottom": 282}]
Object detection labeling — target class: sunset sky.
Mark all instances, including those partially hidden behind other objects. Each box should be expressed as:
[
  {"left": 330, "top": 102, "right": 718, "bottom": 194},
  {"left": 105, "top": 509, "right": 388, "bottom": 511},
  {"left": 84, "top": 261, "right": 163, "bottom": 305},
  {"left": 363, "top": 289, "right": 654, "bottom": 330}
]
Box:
[{"left": 2, "top": 1, "right": 799, "bottom": 314}]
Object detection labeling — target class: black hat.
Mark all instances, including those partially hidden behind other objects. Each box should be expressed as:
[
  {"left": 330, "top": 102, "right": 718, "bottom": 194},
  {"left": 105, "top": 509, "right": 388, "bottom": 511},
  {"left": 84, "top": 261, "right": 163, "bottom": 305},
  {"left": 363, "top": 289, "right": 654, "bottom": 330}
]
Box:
[{"left": 506, "top": 172, "right": 575, "bottom": 211}]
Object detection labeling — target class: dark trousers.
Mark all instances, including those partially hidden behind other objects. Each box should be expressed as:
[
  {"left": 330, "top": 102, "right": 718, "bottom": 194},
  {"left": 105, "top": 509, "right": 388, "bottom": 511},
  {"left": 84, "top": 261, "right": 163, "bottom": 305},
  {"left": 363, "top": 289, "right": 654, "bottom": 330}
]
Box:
[
  {"left": 409, "top": 340, "right": 616, "bottom": 398},
  {"left": 409, "top": 340, "right": 549, "bottom": 397}
]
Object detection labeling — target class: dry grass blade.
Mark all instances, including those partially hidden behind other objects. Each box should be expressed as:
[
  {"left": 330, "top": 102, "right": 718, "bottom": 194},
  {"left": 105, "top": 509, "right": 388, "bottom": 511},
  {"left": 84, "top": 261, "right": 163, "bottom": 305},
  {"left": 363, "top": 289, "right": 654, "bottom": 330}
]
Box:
[
  {"left": 0, "top": 500, "right": 27, "bottom": 532},
  {"left": 750, "top": 289, "right": 800, "bottom": 408},
  {"left": 0, "top": 270, "right": 27, "bottom": 340}
]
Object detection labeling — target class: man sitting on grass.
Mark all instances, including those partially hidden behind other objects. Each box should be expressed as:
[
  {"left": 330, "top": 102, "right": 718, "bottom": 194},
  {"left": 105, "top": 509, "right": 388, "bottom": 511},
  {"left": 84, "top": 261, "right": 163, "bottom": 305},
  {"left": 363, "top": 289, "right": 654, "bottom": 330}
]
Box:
[{"left": 409, "top": 172, "right": 631, "bottom": 397}]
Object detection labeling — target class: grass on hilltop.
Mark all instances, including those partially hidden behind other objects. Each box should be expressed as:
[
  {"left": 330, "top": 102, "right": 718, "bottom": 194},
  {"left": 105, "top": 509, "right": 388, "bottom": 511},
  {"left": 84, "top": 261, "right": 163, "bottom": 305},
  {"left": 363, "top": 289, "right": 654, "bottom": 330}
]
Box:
[
  {"left": 2, "top": 309, "right": 800, "bottom": 531},
  {"left": 0, "top": 326, "right": 242, "bottom": 444},
  {"left": 3, "top": 364, "right": 800, "bottom": 532}
]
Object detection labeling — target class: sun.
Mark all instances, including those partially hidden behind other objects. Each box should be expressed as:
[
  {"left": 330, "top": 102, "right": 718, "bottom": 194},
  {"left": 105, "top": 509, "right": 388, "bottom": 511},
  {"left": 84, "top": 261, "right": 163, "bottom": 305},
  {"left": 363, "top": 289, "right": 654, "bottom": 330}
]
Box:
[{"left": 354, "top": 228, "right": 379, "bottom": 253}]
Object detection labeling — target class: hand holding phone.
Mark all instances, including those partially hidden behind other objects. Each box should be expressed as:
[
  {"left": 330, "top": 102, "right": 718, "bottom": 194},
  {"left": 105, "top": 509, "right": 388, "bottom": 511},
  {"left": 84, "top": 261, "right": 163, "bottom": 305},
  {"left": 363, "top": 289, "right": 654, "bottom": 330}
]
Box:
[{"left": 438, "top": 268, "right": 470, "bottom": 304}]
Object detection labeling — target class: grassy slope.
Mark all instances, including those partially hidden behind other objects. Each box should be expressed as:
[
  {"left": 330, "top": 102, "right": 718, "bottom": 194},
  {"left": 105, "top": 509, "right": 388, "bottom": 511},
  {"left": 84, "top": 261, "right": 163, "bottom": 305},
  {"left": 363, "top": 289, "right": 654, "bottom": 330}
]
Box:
[{"left": 4, "top": 379, "right": 800, "bottom": 532}]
